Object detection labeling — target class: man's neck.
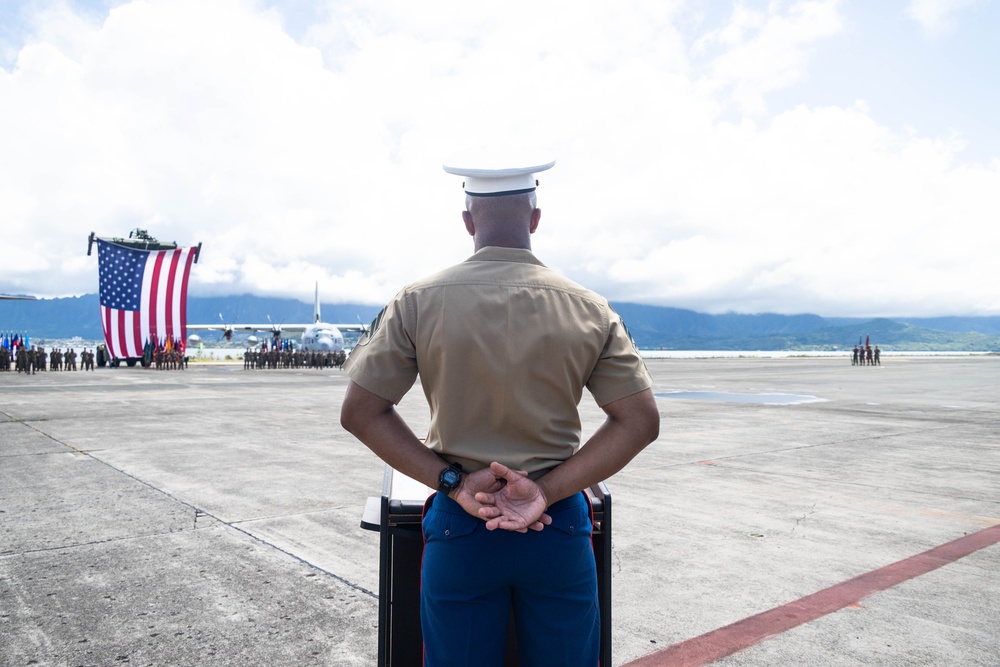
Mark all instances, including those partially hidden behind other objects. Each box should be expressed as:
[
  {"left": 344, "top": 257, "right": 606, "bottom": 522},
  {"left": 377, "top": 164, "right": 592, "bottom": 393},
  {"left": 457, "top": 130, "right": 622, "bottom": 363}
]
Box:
[{"left": 474, "top": 239, "right": 531, "bottom": 252}]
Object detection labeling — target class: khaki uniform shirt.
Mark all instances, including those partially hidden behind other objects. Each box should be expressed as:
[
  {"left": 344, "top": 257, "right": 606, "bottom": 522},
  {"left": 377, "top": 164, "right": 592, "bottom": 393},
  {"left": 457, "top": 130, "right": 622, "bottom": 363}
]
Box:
[{"left": 345, "top": 246, "right": 653, "bottom": 475}]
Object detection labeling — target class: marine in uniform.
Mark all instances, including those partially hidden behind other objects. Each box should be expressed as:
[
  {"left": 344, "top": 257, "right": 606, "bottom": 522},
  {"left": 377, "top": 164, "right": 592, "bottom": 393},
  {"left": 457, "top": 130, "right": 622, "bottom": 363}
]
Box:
[{"left": 341, "top": 154, "right": 660, "bottom": 666}]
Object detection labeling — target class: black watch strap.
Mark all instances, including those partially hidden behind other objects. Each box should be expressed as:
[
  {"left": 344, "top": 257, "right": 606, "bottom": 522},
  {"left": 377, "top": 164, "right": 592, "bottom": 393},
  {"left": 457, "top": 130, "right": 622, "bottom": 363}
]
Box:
[{"left": 437, "top": 462, "right": 463, "bottom": 495}]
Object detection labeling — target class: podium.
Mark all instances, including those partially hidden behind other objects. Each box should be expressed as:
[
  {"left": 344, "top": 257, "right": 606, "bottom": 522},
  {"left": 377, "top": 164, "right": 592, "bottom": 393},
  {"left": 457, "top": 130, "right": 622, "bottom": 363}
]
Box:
[{"left": 361, "top": 466, "right": 612, "bottom": 666}]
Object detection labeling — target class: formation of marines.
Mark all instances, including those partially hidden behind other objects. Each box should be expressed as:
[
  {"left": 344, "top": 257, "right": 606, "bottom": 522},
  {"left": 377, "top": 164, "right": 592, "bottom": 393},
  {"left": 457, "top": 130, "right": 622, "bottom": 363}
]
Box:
[
  {"left": 49, "top": 347, "right": 96, "bottom": 370},
  {"left": 852, "top": 344, "right": 881, "bottom": 366},
  {"left": 0, "top": 346, "right": 95, "bottom": 373},
  {"left": 243, "top": 346, "right": 347, "bottom": 370},
  {"left": 139, "top": 337, "right": 188, "bottom": 370},
  {"left": 150, "top": 346, "right": 188, "bottom": 370}
]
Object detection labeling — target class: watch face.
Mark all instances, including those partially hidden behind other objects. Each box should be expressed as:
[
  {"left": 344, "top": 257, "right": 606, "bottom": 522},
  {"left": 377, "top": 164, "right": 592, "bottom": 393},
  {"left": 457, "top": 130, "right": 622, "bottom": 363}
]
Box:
[{"left": 441, "top": 470, "right": 460, "bottom": 486}]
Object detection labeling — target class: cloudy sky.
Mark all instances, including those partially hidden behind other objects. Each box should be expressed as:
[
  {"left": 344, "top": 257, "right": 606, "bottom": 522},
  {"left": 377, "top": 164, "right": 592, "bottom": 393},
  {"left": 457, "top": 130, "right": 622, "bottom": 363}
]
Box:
[{"left": 2, "top": 0, "right": 998, "bottom": 318}]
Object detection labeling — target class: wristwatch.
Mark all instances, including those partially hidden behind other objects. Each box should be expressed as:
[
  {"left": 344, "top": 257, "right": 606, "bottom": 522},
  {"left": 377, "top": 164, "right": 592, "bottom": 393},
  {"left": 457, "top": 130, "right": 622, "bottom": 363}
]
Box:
[{"left": 437, "top": 462, "right": 463, "bottom": 495}]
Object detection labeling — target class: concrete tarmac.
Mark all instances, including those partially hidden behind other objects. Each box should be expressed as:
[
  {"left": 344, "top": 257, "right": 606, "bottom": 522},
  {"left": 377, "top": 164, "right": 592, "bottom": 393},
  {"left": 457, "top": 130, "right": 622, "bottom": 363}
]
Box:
[{"left": 2, "top": 356, "right": 998, "bottom": 666}]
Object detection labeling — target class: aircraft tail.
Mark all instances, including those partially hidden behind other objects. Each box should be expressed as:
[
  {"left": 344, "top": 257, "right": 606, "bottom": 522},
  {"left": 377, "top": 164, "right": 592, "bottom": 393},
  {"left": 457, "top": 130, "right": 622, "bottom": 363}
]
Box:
[{"left": 314, "top": 282, "right": 321, "bottom": 323}]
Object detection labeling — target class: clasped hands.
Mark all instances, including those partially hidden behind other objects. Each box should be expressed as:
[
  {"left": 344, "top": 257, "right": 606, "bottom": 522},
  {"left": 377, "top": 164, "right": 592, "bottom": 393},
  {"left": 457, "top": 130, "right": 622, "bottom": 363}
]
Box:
[{"left": 452, "top": 461, "right": 553, "bottom": 533}]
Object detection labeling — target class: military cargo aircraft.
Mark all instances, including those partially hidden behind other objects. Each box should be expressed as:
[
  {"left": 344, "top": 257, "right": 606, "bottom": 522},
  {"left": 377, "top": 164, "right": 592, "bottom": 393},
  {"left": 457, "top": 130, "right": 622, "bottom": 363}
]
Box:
[{"left": 187, "top": 283, "right": 367, "bottom": 353}]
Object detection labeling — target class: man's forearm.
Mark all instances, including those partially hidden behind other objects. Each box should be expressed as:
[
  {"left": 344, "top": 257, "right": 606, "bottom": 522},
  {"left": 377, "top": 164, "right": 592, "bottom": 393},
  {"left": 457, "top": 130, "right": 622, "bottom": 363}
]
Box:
[
  {"left": 535, "top": 388, "right": 660, "bottom": 507},
  {"left": 341, "top": 381, "right": 517, "bottom": 523},
  {"left": 340, "top": 381, "right": 447, "bottom": 490}
]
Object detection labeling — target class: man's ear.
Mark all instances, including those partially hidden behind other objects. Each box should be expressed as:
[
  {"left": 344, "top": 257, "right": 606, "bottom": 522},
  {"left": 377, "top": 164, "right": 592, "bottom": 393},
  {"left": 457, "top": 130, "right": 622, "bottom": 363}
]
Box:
[
  {"left": 462, "top": 210, "right": 475, "bottom": 236},
  {"left": 529, "top": 208, "right": 541, "bottom": 234}
]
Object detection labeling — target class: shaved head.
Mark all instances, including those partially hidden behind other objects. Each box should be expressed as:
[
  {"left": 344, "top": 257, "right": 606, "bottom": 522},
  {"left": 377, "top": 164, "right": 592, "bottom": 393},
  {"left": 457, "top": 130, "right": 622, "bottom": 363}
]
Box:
[{"left": 463, "top": 192, "right": 540, "bottom": 250}]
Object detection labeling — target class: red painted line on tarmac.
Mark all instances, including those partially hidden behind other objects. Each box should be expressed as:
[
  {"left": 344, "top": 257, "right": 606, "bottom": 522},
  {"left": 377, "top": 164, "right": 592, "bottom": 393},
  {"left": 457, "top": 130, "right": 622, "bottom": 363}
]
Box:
[{"left": 624, "top": 523, "right": 1000, "bottom": 667}]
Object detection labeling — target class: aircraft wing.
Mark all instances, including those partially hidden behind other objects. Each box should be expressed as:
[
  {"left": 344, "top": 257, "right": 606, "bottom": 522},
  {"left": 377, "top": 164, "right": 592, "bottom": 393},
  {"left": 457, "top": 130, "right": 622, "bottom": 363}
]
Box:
[
  {"left": 187, "top": 323, "right": 308, "bottom": 333},
  {"left": 330, "top": 324, "right": 368, "bottom": 333},
  {"left": 0, "top": 295, "right": 37, "bottom": 300},
  {"left": 187, "top": 281, "right": 370, "bottom": 338},
  {"left": 186, "top": 322, "right": 367, "bottom": 339}
]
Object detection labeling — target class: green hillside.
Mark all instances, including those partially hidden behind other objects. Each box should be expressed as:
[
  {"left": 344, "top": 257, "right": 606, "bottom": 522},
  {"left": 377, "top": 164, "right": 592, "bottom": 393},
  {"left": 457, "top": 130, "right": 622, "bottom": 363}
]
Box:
[{"left": 4, "top": 295, "right": 1000, "bottom": 351}]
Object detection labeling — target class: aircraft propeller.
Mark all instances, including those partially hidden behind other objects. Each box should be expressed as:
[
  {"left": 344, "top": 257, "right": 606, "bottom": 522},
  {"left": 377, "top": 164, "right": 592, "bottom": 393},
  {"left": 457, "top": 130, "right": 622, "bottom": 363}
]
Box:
[
  {"left": 266, "top": 315, "right": 285, "bottom": 343},
  {"left": 218, "top": 313, "right": 235, "bottom": 341}
]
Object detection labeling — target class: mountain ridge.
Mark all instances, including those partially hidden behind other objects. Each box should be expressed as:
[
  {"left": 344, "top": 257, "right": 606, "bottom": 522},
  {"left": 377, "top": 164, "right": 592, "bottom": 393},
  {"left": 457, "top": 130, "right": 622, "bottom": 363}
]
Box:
[{"left": 3, "top": 294, "right": 1000, "bottom": 351}]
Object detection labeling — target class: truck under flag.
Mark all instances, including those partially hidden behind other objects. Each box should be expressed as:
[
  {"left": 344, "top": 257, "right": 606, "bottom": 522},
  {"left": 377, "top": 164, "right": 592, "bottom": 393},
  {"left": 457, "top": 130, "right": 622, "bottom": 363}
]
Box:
[{"left": 89, "top": 229, "right": 201, "bottom": 365}]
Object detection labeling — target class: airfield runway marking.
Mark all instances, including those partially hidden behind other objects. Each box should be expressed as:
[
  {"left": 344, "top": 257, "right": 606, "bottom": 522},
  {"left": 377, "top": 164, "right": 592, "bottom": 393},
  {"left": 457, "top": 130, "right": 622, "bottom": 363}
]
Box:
[{"left": 623, "top": 523, "right": 1000, "bottom": 667}]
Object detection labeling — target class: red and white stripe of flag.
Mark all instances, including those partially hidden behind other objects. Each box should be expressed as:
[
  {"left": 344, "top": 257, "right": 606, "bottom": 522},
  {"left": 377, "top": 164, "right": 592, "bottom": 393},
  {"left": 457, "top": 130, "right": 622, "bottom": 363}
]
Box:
[{"left": 101, "top": 246, "right": 196, "bottom": 359}]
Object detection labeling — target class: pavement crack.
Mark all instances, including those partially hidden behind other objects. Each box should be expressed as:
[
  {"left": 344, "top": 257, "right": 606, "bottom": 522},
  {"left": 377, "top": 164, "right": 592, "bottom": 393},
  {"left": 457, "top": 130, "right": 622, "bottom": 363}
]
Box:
[
  {"left": 1, "top": 529, "right": 194, "bottom": 559},
  {"left": 791, "top": 503, "right": 818, "bottom": 534},
  {"left": 228, "top": 505, "right": 355, "bottom": 525},
  {"left": 8, "top": 418, "right": 380, "bottom": 602},
  {"left": 195, "top": 504, "right": 379, "bottom": 600}
]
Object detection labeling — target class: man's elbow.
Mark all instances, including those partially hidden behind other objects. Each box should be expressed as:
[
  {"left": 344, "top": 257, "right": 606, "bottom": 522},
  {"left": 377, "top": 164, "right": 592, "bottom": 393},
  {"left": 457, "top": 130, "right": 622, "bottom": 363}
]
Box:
[
  {"left": 340, "top": 400, "right": 372, "bottom": 438},
  {"left": 340, "top": 380, "right": 393, "bottom": 438},
  {"left": 632, "top": 389, "right": 660, "bottom": 446},
  {"left": 339, "top": 388, "right": 365, "bottom": 436},
  {"left": 340, "top": 405, "right": 358, "bottom": 436},
  {"left": 609, "top": 388, "right": 660, "bottom": 447},
  {"left": 638, "top": 405, "right": 660, "bottom": 446}
]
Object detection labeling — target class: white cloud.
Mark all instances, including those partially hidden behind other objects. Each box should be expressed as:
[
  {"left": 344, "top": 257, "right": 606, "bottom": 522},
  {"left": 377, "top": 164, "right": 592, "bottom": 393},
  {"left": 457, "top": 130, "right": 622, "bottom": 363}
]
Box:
[
  {"left": 906, "top": 0, "right": 981, "bottom": 37},
  {"left": 1, "top": 0, "right": 998, "bottom": 317},
  {"left": 692, "top": 0, "right": 843, "bottom": 115}
]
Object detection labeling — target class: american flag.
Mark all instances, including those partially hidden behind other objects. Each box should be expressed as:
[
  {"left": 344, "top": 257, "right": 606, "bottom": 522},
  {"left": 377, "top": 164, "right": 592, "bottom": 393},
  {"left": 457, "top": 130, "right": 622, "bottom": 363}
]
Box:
[{"left": 97, "top": 239, "right": 197, "bottom": 360}]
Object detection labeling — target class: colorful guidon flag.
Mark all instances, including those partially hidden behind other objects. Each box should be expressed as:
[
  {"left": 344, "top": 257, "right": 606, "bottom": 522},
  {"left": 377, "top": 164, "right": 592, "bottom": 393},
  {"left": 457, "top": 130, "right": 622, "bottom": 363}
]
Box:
[{"left": 96, "top": 239, "right": 197, "bottom": 360}]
